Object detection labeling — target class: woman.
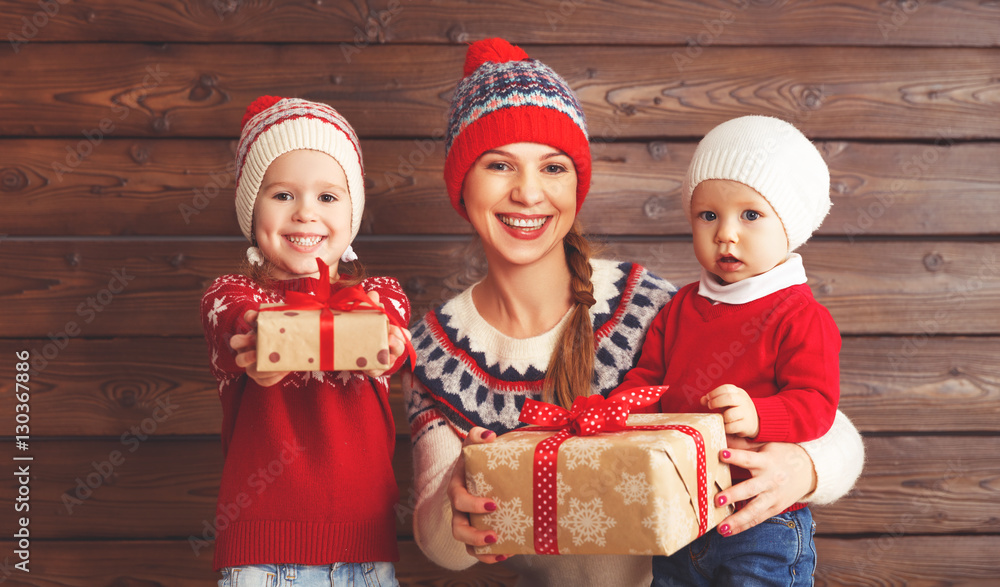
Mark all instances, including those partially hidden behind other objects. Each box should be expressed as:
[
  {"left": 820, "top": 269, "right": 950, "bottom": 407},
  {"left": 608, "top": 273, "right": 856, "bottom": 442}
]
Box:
[{"left": 402, "top": 38, "right": 864, "bottom": 586}]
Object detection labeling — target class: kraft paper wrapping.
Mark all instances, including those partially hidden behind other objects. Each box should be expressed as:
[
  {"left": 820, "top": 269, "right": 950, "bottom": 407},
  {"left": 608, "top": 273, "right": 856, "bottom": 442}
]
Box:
[
  {"left": 464, "top": 413, "right": 732, "bottom": 556},
  {"left": 256, "top": 304, "right": 390, "bottom": 372}
]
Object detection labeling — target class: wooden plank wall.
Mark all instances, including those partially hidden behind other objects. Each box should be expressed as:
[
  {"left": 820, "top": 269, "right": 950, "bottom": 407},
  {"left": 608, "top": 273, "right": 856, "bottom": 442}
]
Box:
[{"left": 1, "top": 1, "right": 998, "bottom": 584}]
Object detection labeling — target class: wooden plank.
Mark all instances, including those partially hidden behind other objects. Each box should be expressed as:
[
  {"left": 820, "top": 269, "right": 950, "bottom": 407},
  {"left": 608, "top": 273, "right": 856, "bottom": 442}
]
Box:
[
  {"left": 3, "top": 336, "right": 998, "bottom": 437},
  {"left": 815, "top": 536, "right": 1000, "bottom": 586},
  {"left": 4, "top": 138, "right": 998, "bottom": 238},
  {"left": 1, "top": 0, "right": 997, "bottom": 46},
  {"left": 1, "top": 436, "right": 997, "bottom": 539},
  {"left": 2, "top": 45, "right": 999, "bottom": 139},
  {"left": 0, "top": 536, "right": 997, "bottom": 585},
  {"left": 2, "top": 240, "right": 1000, "bottom": 337}
]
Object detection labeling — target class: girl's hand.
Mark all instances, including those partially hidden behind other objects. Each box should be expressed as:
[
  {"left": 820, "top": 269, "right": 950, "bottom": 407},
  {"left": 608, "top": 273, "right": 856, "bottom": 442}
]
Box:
[
  {"left": 702, "top": 384, "right": 759, "bottom": 438},
  {"left": 362, "top": 291, "right": 412, "bottom": 378},
  {"left": 448, "top": 427, "right": 508, "bottom": 564},
  {"left": 229, "top": 309, "right": 291, "bottom": 388},
  {"left": 713, "top": 437, "right": 816, "bottom": 537}
]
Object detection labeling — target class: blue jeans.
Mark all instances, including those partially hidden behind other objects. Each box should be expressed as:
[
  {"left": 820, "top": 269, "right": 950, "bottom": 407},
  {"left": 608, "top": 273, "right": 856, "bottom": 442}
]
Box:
[
  {"left": 219, "top": 563, "right": 398, "bottom": 587},
  {"left": 651, "top": 507, "right": 816, "bottom": 587}
]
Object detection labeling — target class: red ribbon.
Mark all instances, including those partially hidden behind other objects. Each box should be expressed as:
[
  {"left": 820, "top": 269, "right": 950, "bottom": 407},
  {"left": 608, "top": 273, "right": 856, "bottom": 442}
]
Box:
[
  {"left": 259, "top": 257, "right": 415, "bottom": 371},
  {"left": 518, "top": 386, "right": 710, "bottom": 555}
]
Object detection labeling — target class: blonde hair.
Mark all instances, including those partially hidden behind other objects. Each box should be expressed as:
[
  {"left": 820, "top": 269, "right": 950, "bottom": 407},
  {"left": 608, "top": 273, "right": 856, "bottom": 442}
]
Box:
[{"left": 543, "top": 222, "right": 596, "bottom": 409}]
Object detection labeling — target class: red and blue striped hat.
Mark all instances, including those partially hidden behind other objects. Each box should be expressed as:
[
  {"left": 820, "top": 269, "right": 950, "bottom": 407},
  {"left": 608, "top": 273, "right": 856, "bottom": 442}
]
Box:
[{"left": 444, "top": 38, "right": 591, "bottom": 221}]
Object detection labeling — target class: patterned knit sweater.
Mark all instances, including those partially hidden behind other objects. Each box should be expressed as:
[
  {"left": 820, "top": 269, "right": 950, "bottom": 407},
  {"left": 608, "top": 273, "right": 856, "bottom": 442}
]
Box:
[
  {"left": 403, "top": 259, "right": 865, "bottom": 586},
  {"left": 201, "top": 273, "right": 410, "bottom": 570}
]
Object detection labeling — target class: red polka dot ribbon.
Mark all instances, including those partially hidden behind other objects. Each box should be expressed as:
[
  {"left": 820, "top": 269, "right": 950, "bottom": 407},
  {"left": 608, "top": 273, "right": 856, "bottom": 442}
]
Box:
[
  {"left": 258, "top": 257, "right": 415, "bottom": 370},
  {"left": 518, "top": 387, "right": 710, "bottom": 554}
]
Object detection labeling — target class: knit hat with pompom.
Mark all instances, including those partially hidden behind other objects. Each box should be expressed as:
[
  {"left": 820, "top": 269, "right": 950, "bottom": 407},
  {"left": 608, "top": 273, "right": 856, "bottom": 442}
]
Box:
[
  {"left": 444, "top": 38, "right": 591, "bottom": 220},
  {"left": 235, "top": 96, "right": 365, "bottom": 248}
]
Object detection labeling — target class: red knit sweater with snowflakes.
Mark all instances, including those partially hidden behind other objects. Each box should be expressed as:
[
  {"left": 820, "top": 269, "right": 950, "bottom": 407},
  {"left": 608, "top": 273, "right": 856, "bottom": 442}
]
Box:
[
  {"left": 614, "top": 282, "right": 840, "bottom": 444},
  {"left": 201, "top": 273, "right": 410, "bottom": 570}
]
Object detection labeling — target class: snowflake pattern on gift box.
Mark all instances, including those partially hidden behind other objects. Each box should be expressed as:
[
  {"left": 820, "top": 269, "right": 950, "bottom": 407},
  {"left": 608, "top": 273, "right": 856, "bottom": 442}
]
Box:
[
  {"left": 615, "top": 471, "right": 653, "bottom": 505},
  {"left": 642, "top": 494, "right": 697, "bottom": 539},
  {"left": 556, "top": 472, "right": 570, "bottom": 505},
  {"left": 562, "top": 437, "right": 612, "bottom": 470},
  {"left": 559, "top": 497, "right": 617, "bottom": 547},
  {"left": 466, "top": 472, "right": 493, "bottom": 497},
  {"left": 484, "top": 497, "right": 532, "bottom": 545},
  {"left": 485, "top": 437, "right": 534, "bottom": 470}
]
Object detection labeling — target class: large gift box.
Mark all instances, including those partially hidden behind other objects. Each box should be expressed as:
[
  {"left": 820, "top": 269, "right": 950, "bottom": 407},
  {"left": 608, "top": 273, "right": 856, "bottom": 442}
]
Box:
[
  {"left": 255, "top": 258, "right": 392, "bottom": 372},
  {"left": 464, "top": 389, "right": 732, "bottom": 556}
]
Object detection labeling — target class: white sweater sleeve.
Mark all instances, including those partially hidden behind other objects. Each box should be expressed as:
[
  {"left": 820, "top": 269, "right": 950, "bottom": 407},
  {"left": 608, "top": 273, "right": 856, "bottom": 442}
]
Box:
[
  {"left": 800, "top": 409, "right": 865, "bottom": 505},
  {"left": 403, "top": 373, "right": 479, "bottom": 570}
]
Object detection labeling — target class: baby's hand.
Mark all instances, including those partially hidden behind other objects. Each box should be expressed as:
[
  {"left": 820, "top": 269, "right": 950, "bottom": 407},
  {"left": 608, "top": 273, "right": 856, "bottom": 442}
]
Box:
[
  {"left": 362, "top": 291, "right": 412, "bottom": 378},
  {"left": 230, "top": 309, "right": 291, "bottom": 388},
  {"left": 701, "top": 384, "right": 759, "bottom": 438}
]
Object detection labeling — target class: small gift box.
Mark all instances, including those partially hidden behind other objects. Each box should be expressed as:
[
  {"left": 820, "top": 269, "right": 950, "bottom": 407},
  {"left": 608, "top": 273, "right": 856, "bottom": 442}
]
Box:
[
  {"left": 255, "top": 258, "right": 395, "bottom": 372},
  {"left": 463, "top": 388, "right": 732, "bottom": 556},
  {"left": 256, "top": 304, "right": 389, "bottom": 372}
]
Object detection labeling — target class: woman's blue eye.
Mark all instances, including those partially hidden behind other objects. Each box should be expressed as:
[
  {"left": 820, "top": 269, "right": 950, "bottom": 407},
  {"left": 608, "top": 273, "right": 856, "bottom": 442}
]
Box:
[
  {"left": 742, "top": 210, "right": 761, "bottom": 221},
  {"left": 698, "top": 211, "right": 717, "bottom": 221}
]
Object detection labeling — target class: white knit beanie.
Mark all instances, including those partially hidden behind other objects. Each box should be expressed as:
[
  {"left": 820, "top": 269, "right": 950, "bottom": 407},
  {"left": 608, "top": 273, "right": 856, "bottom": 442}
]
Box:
[
  {"left": 235, "top": 96, "right": 365, "bottom": 257},
  {"left": 683, "top": 115, "right": 831, "bottom": 252}
]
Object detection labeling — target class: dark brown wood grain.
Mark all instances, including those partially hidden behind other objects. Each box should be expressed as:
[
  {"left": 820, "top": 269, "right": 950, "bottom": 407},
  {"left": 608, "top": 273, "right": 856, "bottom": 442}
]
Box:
[
  {"left": 3, "top": 138, "right": 997, "bottom": 237},
  {"left": 0, "top": 536, "right": 997, "bottom": 585},
  {"left": 1, "top": 0, "right": 996, "bottom": 46},
  {"left": 3, "top": 45, "right": 998, "bottom": 139},
  {"left": 1, "top": 240, "right": 999, "bottom": 337},
  {"left": 2, "top": 336, "right": 998, "bottom": 437},
  {"left": 2, "top": 437, "right": 997, "bottom": 540}
]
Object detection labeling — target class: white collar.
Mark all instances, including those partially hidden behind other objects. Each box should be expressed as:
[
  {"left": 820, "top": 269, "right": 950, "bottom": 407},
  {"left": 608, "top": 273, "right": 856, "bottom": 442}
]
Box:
[{"left": 698, "top": 253, "right": 807, "bottom": 305}]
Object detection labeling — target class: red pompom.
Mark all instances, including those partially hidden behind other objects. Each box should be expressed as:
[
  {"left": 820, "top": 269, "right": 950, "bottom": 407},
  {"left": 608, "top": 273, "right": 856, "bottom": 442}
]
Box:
[
  {"left": 463, "top": 38, "right": 529, "bottom": 76},
  {"left": 241, "top": 95, "right": 285, "bottom": 129}
]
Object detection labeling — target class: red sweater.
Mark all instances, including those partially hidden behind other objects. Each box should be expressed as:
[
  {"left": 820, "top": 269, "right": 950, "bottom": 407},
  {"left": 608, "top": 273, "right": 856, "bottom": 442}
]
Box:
[
  {"left": 201, "top": 273, "right": 410, "bottom": 570},
  {"left": 614, "top": 282, "right": 840, "bottom": 444}
]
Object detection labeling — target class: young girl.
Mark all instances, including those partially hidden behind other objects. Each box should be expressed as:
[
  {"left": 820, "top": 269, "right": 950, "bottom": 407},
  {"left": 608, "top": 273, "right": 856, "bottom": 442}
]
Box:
[{"left": 201, "top": 96, "right": 411, "bottom": 586}]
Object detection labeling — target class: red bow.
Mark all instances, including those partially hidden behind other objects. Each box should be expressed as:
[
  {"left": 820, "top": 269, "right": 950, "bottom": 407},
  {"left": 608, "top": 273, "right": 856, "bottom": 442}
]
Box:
[
  {"left": 516, "top": 386, "right": 710, "bottom": 555},
  {"left": 260, "top": 257, "right": 415, "bottom": 371},
  {"left": 518, "top": 387, "right": 665, "bottom": 435}
]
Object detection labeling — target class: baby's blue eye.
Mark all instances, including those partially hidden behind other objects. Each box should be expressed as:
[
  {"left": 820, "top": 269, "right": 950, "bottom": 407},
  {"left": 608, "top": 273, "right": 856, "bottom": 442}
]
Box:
[
  {"left": 742, "top": 210, "right": 761, "bottom": 221},
  {"left": 698, "top": 211, "right": 717, "bottom": 221}
]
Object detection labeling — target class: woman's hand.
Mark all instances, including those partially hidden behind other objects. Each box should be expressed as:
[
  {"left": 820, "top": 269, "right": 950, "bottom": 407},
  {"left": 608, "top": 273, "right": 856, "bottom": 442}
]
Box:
[
  {"left": 230, "top": 309, "right": 291, "bottom": 388},
  {"left": 448, "top": 427, "right": 508, "bottom": 564},
  {"left": 713, "top": 437, "right": 817, "bottom": 537},
  {"left": 362, "top": 291, "right": 412, "bottom": 378}
]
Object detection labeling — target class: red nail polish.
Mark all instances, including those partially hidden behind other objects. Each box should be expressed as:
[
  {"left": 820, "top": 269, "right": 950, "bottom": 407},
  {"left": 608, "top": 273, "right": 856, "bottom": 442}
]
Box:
[
  {"left": 485, "top": 501, "right": 497, "bottom": 512},
  {"left": 716, "top": 495, "right": 728, "bottom": 506},
  {"left": 496, "top": 555, "right": 507, "bottom": 562},
  {"left": 719, "top": 524, "right": 731, "bottom": 536},
  {"left": 721, "top": 450, "right": 731, "bottom": 459},
  {"left": 485, "top": 534, "right": 497, "bottom": 544}
]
